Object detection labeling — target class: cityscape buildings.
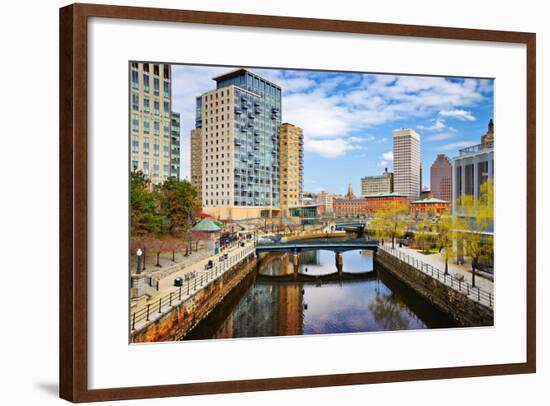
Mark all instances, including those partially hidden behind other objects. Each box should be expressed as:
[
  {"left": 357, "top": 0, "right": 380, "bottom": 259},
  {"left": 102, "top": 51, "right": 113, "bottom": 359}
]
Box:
[
  {"left": 170, "top": 112, "right": 181, "bottom": 179},
  {"left": 191, "top": 69, "right": 283, "bottom": 220},
  {"left": 452, "top": 119, "right": 494, "bottom": 214},
  {"left": 410, "top": 197, "right": 451, "bottom": 217},
  {"left": 316, "top": 191, "right": 335, "bottom": 213},
  {"left": 190, "top": 128, "right": 202, "bottom": 201},
  {"left": 430, "top": 154, "right": 452, "bottom": 202},
  {"left": 279, "top": 123, "right": 304, "bottom": 215},
  {"left": 130, "top": 62, "right": 178, "bottom": 183},
  {"left": 393, "top": 128, "right": 421, "bottom": 201},
  {"left": 361, "top": 168, "right": 393, "bottom": 196}
]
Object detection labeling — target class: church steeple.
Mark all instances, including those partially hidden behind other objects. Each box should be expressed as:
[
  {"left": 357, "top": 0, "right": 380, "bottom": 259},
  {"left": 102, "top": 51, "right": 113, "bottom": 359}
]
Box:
[
  {"left": 481, "top": 118, "right": 494, "bottom": 145},
  {"left": 346, "top": 182, "right": 355, "bottom": 198}
]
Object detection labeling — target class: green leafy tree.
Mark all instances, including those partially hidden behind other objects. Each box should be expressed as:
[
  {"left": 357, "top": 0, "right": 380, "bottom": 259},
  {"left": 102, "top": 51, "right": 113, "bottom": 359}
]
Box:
[
  {"left": 414, "top": 216, "right": 434, "bottom": 254},
  {"left": 458, "top": 180, "right": 494, "bottom": 287},
  {"left": 157, "top": 177, "right": 200, "bottom": 237},
  {"left": 436, "top": 214, "right": 462, "bottom": 275},
  {"left": 130, "top": 170, "right": 162, "bottom": 237},
  {"left": 370, "top": 201, "right": 410, "bottom": 249}
]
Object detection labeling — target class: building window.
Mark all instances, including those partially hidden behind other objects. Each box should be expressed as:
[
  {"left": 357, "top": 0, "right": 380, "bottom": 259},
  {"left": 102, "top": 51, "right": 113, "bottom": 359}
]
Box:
[
  {"left": 163, "top": 65, "right": 169, "bottom": 79},
  {"left": 163, "top": 80, "right": 169, "bottom": 98},
  {"left": 153, "top": 64, "right": 159, "bottom": 76},
  {"left": 143, "top": 117, "right": 150, "bottom": 134},
  {"left": 132, "top": 93, "right": 139, "bottom": 111},
  {"left": 131, "top": 114, "right": 139, "bottom": 132},
  {"left": 143, "top": 97, "right": 150, "bottom": 113},
  {"left": 154, "top": 100, "right": 159, "bottom": 116},
  {"left": 154, "top": 78, "right": 160, "bottom": 96},
  {"left": 131, "top": 71, "right": 139, "bottom": 89},
  {"left": 163, "top": 101, "right": 169, "bottom": 118},
  {"left": 143, "top": 73, "right": 149, "bottom": 92}
]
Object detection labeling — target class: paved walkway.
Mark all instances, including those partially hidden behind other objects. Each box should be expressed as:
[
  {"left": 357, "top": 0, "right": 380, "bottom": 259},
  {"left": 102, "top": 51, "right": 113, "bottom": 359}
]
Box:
[
  {"left": 381, "top": 242, "right": 493, "bottom": 292},
  {"left": 132, "top": 240, "right": 256, "bottom": 317}
]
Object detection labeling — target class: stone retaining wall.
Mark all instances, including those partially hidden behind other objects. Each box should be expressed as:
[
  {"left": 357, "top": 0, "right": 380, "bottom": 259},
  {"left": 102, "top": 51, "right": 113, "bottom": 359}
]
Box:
[
  {"left": 132, "top": 254, "right": 258, "bottom": 342},
  {"left": 374, "top": 249, "right": 493, "bottom": 327}
]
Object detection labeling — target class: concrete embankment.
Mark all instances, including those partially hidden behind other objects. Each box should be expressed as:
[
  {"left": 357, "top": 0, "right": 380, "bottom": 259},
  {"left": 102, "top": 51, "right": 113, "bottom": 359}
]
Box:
[
  {"left": 374, "top": 249, "right": 494, "bottom": 327},
  {"left": 132, "top": 254, "right": 258, "bottom": 342}
]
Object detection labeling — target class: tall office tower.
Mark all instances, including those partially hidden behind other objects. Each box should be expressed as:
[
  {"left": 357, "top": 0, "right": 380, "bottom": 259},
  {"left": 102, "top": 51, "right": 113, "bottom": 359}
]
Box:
[
  {"left": 393, "top": 128, "right": 421, "bottom": 201},
  {"left": 361, "top": 168, "right": 393, "bottom": 196},
  {"left": 190, "top": 128, "right": 203, "bottom": 203},
  {"left": 430, "top": 154, "right": 452, "bottom": 202},
  {"left": 130, "top": 62, "right": 175, "bottom": 183},
  {"left": 279, "top": 123, "right": 304, "bottom": 215},
  {"left": 170, "top": 112, "right": 181, "bottom": 179},
  {"left": 192, "top": 69, "right": 282, "bottom": 220}
]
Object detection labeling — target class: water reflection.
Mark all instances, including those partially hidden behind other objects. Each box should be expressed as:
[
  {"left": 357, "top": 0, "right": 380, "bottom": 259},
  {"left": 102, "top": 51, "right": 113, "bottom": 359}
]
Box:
[{"left": 193, "top": 250, "right": 456, "bottom": 340}]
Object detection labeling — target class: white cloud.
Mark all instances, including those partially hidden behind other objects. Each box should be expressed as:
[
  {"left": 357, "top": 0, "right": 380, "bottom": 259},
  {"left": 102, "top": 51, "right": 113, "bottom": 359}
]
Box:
[
  {"left": 170, "top": 65, "right": 490, "bottom": 172},
  {"left": 378, "top": 160, "right": 388, "bottom": 167},
  {"left": 348, "top": 136, "right": 363, "bottom": 142},
  {"left": 418, "top": 118, "right": 446, "bottom": 131},
  {"left": 305, "top": 138, "right": 360, "bottom": 158},
  {"left": 381, "top": 151, "right": 394, "bottom": 161},
  {"left": 438, "top": 109, "right": 476, "bottom": 121},
  {"left": 436, "top": 141, "right": 475, "bottom": 151},
  {"left": 426, "top": 132, "right": 456, "bottom": 141}
]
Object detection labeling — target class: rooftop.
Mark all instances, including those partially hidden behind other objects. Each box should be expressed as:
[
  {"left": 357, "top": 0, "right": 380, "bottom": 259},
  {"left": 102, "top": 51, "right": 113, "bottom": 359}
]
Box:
[
  {"left": 191, "top": 218, "right": 222, "bottom": 232},
  {"left": 411, "top": 197, "right": 449, "bottom": 204},
  {"left": 212, "top": 68, "right": 281, "bottom": 89},
  {"left": 365, "top": 192, "right": 405, "bottom": 198}
]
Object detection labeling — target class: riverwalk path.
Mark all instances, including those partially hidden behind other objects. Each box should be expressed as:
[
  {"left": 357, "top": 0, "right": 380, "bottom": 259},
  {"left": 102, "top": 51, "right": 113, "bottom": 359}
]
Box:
[
  {"left": 379, "top": 242, "right": 494, "bottom": 308},
  {"left": 381, "top": 242, "right": 494, "bottom": 292},
  {"left": 130, "top": 240, "right": 256, "bottom": 332}
]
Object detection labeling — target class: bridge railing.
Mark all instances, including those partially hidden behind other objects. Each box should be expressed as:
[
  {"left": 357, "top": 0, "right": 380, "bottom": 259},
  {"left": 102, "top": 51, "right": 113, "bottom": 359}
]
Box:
[
  {"left": 130, "top": 244, "right": 255, "bottom": 333},
  {"left": 256, "top": 239, "right": 378, "bottom": 248},
  {"left": 379, "top": 245, "right": 493, "bottom": 309}
]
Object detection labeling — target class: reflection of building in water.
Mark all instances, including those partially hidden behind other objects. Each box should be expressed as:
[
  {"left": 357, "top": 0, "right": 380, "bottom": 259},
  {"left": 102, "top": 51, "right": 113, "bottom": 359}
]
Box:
[
  {"left": 215, "top": 313, "right": 233, "bottom": 338},
  {"left": 360, "top": 249, "right": 374, "bottom": 257},
  {"left": 300, "top": 250, "right": 320, "bottom": 266},
  {"left": 216, "top": 254, "right": 304, "bottom": 337},
  {"left": 277, "top": 283, "right": 303, "bottom": 336},
  {"left": 258, "top": 252, "right": 293, "bottom": 276}
]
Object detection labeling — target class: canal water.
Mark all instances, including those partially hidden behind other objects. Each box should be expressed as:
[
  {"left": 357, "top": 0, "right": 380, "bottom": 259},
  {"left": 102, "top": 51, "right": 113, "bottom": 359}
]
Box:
[{"left": 185, "top": 249, "right": 457, "bottom": 340}]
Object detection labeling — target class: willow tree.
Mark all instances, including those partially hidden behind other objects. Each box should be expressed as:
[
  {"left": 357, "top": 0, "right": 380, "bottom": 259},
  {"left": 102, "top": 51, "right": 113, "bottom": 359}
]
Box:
[
  {"left": 459, "top": 180, "right": 494, "bottom": 287},
  {"left": 436, "top": 214, "right": 463, "bottom": 275},
  {"left": 370, "top": 201, "right": 410, "bottom": 249},
  {"left": 414, "top": 216, "right": 435, "bottom": 254}
]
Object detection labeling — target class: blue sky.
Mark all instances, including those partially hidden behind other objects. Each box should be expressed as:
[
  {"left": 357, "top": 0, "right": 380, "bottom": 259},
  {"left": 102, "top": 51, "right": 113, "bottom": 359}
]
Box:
[{"left": 172, "top": 65, "right": 494, "bottom": 195}]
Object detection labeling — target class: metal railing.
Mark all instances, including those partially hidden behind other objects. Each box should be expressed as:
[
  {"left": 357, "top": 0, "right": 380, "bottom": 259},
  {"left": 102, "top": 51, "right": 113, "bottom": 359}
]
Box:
[
  {"left": 379, "top": 244, "right": 493, "bottom": 308},
  {"left": 458, "top": 141, "right": 494, "bottom": 155},
  {"left": 130, "top": 244, "right": 255, "bottom": 332}
]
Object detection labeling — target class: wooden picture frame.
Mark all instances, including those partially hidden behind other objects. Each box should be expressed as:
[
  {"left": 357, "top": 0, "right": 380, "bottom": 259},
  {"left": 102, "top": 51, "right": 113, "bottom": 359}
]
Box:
[{"left": 59, "top": 3, "right": 536, "bottom": 402}]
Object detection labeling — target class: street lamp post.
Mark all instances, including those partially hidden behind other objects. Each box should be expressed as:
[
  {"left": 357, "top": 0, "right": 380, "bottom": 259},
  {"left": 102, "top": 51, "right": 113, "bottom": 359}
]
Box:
[{"left": 136, "top": 248, "right": 143, "bottom": 275}]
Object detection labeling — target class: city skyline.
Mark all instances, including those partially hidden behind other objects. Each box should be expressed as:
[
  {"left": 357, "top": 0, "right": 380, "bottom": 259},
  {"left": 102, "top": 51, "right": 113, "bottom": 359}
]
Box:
[{"left": 172, "top": 64, "right": 494, "bottom": 195}]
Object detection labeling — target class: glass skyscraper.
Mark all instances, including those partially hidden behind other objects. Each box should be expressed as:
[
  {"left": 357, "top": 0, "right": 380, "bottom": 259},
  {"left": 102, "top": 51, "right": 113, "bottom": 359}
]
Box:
[{"left": 193, "top": 69, "right": 282, "bottom": 220}]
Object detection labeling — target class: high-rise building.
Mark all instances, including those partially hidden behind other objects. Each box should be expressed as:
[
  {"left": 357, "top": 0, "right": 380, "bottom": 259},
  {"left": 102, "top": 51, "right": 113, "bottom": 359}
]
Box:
[
  {"left": 170, "top": 112, "right": 181, "bottom": 179},
  {"left": 430, "top": 154, "right": 452, "bottom": 202},
  {"left": 361, "top": 168, "right": 393, "bottom": 196},
  {"left": 192, "top": 69, "right": 282, "bottom": 220},
  {"left": 279, "top": 123, "right": 304, "bottom": 215},
  {"left": 130, "top": 62, "right": 176, "bottom": 183},
  {"left": 190, "top": 128, "right": 203, "bottom": 203},
  {"left": 393, "top": 128, "right": 421, "bottom": 201}
]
